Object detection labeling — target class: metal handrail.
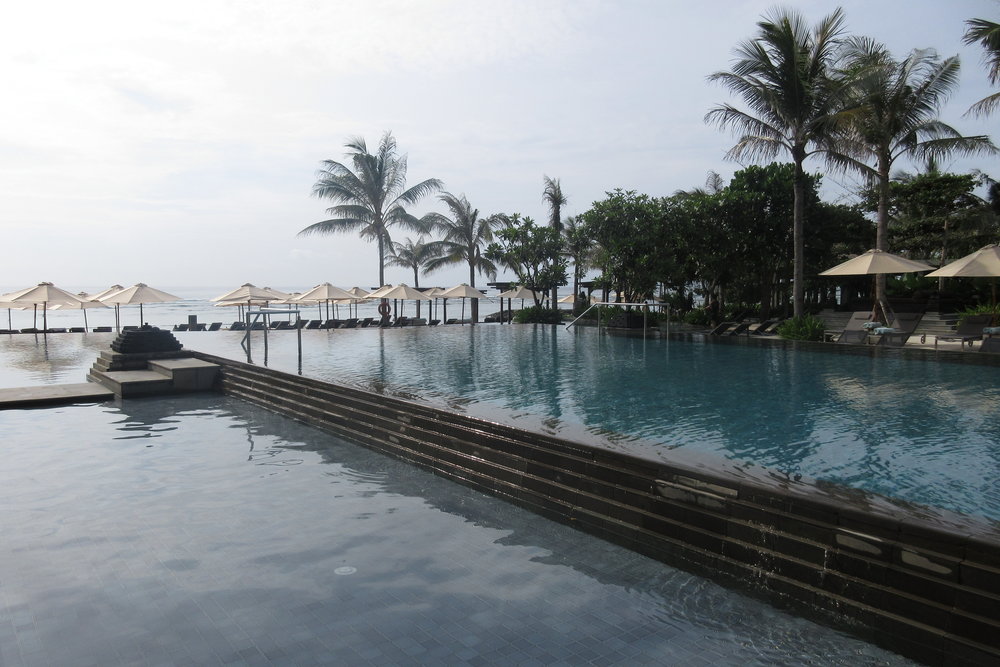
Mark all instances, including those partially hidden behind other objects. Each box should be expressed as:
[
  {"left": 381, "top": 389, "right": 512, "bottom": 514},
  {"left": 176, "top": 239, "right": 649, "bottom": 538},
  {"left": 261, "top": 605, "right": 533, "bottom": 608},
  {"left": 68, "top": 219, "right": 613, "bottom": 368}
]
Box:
[
  {"left": 242, "top": 307, "right": 303, "bottom": 373},
  {"left": 564, "top": 301, "right": 669, "bottom": 333}
]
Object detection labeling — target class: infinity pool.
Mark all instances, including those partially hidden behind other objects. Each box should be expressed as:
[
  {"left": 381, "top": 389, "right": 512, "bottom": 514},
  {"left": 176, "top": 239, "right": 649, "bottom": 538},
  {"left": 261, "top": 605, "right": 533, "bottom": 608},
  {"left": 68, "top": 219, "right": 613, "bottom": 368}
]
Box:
[
  {"left": 0, "top": 394, "right": 913, "bottom": 665},
  {"left": 2, "top": 326, "right": 998, "bottom": 522}
]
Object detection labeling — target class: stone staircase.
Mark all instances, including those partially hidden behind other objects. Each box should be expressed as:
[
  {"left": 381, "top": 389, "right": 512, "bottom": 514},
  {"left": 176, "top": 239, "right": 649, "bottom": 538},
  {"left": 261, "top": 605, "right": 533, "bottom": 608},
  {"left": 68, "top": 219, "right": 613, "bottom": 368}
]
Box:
[{"left": 89, "top": 351, "right": 219, "bottom": 398}]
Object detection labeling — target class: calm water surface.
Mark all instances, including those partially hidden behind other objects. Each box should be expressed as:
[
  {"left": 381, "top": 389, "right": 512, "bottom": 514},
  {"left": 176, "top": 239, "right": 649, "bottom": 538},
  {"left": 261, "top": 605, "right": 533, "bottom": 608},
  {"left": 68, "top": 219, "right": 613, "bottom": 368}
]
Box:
[
  {"left": 2, "top": 324, "right": 998, "bottom": 522},
  {"left": 0, "top": 395, "right": 915, "bottom": 665}
]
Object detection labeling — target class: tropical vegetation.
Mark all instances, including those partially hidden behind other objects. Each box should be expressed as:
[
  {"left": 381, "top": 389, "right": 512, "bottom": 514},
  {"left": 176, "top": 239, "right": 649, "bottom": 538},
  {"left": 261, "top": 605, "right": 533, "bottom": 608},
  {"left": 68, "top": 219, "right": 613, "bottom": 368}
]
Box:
[{"left": 297, "top": 8, "right": 1000, "bottom": 331}]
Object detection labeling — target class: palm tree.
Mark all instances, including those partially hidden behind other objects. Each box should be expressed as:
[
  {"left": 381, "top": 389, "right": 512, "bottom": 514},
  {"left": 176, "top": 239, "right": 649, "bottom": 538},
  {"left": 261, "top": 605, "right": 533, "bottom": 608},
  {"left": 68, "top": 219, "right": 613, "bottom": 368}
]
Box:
[
  {"left": 298, "top": 132, "right": 442, "bottom": 287},
  {"left": 423, "top": 193, "right": 502, "bottom": 324},
  {"left": 838, "top": 41, "right": 996, "bottom": 313},
  {"left": 963, "top": 18, "right": 1000, "bottom": 117},
  {"left": 706, "top": 7, "right": 850, "bottom": 318},
  {"left": 562, "top": 216, "right": 593, "bottom": 313},
  {"left": 542, "top": 176, "right": 567, "bottom": 304},
  {"left": 386, "top": 237, "right": 439, "bottom": 318}
]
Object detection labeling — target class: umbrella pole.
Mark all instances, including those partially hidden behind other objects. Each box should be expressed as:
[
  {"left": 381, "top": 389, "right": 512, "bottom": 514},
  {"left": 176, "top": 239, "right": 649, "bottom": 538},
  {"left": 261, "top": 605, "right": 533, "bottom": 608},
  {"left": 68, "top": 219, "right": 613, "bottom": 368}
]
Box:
[
  {"left": 461, "top": 299, "right": 466, "bottom": 324},
  {"left": 84, "top": 309, "right": 88, "bottom": 332},
  {"left": 43, "top": 302, "right": 47, "bottom": 333}
]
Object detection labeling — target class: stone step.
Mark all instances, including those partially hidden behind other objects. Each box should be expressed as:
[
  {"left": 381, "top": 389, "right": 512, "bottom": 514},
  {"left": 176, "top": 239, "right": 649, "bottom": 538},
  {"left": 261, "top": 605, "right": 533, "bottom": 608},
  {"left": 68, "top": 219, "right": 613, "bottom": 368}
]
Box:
[{"left": 89, "top": 357, "right": 219, "bottom": 397}]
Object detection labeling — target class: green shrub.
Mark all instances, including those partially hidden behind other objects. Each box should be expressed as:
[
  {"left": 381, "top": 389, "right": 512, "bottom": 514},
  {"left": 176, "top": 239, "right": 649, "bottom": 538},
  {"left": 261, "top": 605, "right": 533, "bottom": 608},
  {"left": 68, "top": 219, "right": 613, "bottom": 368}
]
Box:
[
  {"left": 684, "top": 308, "right": 711, "bottom": 326},
  {"left": 776, "top": 314, "right": 826, "bottom": 341},
  {"left": 959, "top": 304, "right": 999, "bottom": 325},
  {"left": 514, "top": 306, "right": 564, "bottom": 324}
]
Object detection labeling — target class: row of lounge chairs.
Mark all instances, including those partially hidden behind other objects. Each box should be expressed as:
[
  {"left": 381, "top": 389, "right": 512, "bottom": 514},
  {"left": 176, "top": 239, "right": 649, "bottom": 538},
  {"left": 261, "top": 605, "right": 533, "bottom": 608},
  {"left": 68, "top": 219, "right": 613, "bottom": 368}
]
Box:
[
  {"left": 709, "top": 310, "right": 998, "bottom": 353},
  {"left": 709, "top": 319, "right": 784, "bottom": 336}
]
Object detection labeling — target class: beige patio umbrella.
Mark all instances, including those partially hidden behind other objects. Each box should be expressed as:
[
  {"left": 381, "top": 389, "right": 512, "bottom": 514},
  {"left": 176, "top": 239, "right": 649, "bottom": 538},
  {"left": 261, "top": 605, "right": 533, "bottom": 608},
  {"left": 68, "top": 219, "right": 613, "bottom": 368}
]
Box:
[
  {"left": 819, "top": 249, "right": 935, "bottom": 324},
  {"left": 365, "top": 284, "right": 395, "bottom": 300},
  {"left": 50, "top": 292, "right": 109, "bottom": 330},
  {"left": 3, "top": 282, "right": 85, "bottom": 332},
  {"left": 497, "top": 285, "right": 542, "bottom": 301},
  {"left": 369, "top": 283, "right": 431, "bottom": 319},
  {"left": 296, "top": 283, "right": 355, "bottom": 320},
  {"left": 440, "top": 283, "right": 487, "bottom": 324},
  {"left": 89, "top": 284, "right": 126, "bottom": 301},
  {"left": 925, "top": 244, "right": 1000, "bottom": 303},
  {"left": 100, "top": 283, "right": 182, "bottom": 325}
]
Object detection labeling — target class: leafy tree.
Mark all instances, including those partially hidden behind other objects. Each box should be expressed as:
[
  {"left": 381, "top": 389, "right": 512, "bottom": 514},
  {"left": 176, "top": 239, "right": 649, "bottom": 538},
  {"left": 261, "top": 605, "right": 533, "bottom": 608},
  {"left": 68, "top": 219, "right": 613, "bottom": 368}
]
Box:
[
  {"left": 963, "top": 17, "right": 1000, "bottom": 117},
  {"left": 706, "top": 7, "right": 851, "bottom": 318},
  {"left": 385, "top": 237, "right": 440, "bottom": 317},
  {"left": 837, "top": 41, "right": 995, "bottom": 314},
  {"left": 486, "top": 214, "right": 567, "bottom": 307},
  {"left": 872, "top": 172, "right": 996, "bottom": 282},
  {"left": 582, "top": 190, "right": 671, "bottom": 304},
  {"left": 299, "top": 132, "right": 442, "bottom": 287},
  {"left": 423, "top": 192, "right": 501, "bottom": 323}
]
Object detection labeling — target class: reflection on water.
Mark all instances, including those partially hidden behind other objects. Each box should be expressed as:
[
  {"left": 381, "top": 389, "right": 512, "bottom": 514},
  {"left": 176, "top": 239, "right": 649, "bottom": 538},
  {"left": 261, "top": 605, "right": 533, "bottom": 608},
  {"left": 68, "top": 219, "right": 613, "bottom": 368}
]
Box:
[
  {"left": 0, "top": 395, "right": 914, "bottom": 665},
  {"left": 2, "top": 326, "right": 999, "bottom": 520}
]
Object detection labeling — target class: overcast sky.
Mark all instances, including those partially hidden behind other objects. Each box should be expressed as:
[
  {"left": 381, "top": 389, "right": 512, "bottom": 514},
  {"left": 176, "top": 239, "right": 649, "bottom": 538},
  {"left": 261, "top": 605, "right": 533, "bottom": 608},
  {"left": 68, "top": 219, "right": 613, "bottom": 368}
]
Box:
[{"left": 3, "top": 0, "right": 999, "bottom": 293}]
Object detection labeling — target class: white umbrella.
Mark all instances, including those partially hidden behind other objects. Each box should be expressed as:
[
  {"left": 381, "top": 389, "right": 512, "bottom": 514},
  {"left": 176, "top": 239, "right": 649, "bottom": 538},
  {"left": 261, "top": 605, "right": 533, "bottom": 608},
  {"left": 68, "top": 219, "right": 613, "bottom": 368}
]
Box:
[
  {"left": 346, "top": 286, "right": 371, "bottom": 299},
  {"left": 365, "top": 284, "right": 396, "bottom": 300},
  {"left": 497, "top": 286, "right": 541, "bottom": 300},
  {"left": 440, "top": 283, "right": 486, "bottom": 324},
  {"left": 368, "top": 284, "right": 431, "bottom": 320},
  {"left": 100, "top": 283, "right": 182, "bottom": 325},
  {"left": 50, "top": 292, "right": 109, "bottom": 330},
  {"left": 557, "top": 293, "right": 599, "bottom": 304},
  {"left": 89, "top": 284, "right": 126, "bottom": 301},
  {"left": 296, "top": 283, "right": 356, "bottom": 320},
  {"left": 3, "top": 282, "right": 85, "bottom": 332}
]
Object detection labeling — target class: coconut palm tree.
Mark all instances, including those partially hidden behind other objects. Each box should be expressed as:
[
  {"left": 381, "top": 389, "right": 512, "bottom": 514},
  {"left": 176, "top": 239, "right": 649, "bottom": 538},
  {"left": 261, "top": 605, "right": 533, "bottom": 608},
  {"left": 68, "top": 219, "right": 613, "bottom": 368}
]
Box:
[
  {"left": 386, "top": 237, "right": 439, "bottom": 318},
  {"left": 561, "top": 216, "right": 593, "bottom": 313},
  {"left": 837, "top": 41, "right": 996, "bottom": 314},
  {"left": 542, "top": 176, "right": 567, "bottom": 304},
  {"left": 706, "top": 7, "right": 851, "bottom": 318},
  {"left": 963, "top": 18, "right": 1000, "bottom": 118},
  {"left": 423, "top": 192, "right": 501, "bottom": 324},
  {"left": 298, "top": 132, "right": 442, "bottom": 287}
]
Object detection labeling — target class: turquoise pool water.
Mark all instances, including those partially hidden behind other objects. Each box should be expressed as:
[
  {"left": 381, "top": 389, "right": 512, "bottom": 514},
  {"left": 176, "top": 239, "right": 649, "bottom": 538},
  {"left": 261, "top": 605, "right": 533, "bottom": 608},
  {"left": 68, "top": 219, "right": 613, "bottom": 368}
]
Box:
[
  {"left": 0, "top": 395, "right": 914, "bottom": 665},
  {"left": 3, "top": 326, "right": 998, "bottom": 522}
]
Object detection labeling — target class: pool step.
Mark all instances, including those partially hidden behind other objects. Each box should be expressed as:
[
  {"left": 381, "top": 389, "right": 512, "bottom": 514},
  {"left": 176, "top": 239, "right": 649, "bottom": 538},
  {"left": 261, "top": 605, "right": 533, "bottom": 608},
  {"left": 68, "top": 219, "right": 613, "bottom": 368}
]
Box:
[
  {"left": 88, "top": 357, "right": 219, "bottom": 398},
  {"left": 196, "top": 352, "right": 1000, "bottom": 667}
]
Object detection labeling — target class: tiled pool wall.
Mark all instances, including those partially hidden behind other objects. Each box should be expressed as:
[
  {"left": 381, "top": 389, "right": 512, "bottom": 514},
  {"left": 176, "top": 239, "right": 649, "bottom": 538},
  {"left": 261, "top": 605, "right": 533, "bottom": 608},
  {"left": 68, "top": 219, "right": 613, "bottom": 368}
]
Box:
[{"left": 195, "top": 350, "right": 1000, "bottom": 666}]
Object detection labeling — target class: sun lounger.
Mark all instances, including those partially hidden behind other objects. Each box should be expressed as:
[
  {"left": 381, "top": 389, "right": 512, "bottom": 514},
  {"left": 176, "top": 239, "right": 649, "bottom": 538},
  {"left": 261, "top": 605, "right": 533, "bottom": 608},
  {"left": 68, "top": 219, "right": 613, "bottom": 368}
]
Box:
[
  {"left": 272, "top": 320, "right": 292, "bottom": 330},
  {"left": 69, "top": 327, "right": 86, "bottom": 333},
  {"left": 429, "top": 319, "right": 440, "bottom": 326},
  {"left": 342, "top": 318, "right": 359, "bottom": 328},
  {"left": 935, "top": 314, "right": 993, "bottom": 350},
  {"left": 360, "top": 317, "right": 374, "bottom": 328},
  {"left": 229, "top": 321, "right": 246, "bottom": 331},
  {"left": 834, "top": 311, "right": 874, "bottom": 344},
  {"left": 208, "top": 322, "right": 222, "bottom": 331},
  {"left": 304, "top": 320, "right": 321, "bottom": 329},
  {"left": 93, "top": 326, "right": 112, "bottom": 332},
  {"left": 709, "top": 321, "right": 738, "bottom": 335},
  {"left": 751, "top": 319, "right": 783, "bottom": 335},
  {"left": 409, "top": 318, "right": 427, "bottom": 326},
  {"left": 980, "top": 334, "right": 1000, "bottom": 353},
  {"left": 873, "top": 312, "right": 922, "bottom": 347}
]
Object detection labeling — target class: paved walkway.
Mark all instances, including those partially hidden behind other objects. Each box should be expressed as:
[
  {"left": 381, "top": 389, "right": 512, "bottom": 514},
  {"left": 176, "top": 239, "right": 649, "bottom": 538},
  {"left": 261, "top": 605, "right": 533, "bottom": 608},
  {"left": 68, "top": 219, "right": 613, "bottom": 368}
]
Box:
[{"left": 0, "top": 382, "right": 113, "bottom": 409}]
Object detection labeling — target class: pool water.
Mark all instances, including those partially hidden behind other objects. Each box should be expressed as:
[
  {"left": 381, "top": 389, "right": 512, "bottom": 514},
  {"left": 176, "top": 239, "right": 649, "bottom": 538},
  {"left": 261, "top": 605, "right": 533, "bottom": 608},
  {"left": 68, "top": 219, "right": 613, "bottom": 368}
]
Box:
[
  {"left": 0, "top": 395, "right": 914, "bottom": 665},
  {"left": 2, "top": 326, "right": 998, "bottom": 522}
]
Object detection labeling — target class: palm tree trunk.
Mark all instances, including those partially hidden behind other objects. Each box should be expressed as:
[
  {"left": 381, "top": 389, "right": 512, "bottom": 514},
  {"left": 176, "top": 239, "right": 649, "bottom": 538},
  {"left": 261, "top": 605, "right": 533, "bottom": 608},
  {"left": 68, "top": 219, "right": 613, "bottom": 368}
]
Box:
[
  {"left": 469, "top": 262, "right": 478, "bottom": 325},
  {"left": 792, "top": 154, "right": 806, "bottom": 318},
  {"left": 377, "top": 234, "right": 386, "bottom": 288},
  {"left": 875, "top": 154, "right": 891, "bottom": 322}
]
